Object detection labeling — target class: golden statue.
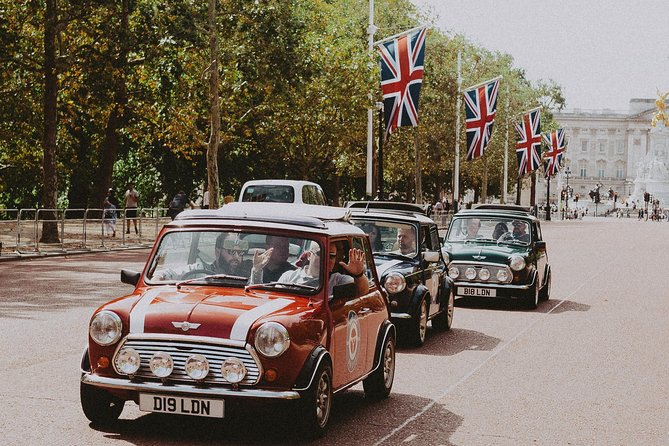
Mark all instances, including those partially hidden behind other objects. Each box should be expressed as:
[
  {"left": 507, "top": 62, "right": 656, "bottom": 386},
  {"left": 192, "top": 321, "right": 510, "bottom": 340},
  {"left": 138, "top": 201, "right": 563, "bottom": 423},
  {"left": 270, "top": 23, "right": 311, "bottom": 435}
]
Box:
[{"left": 651, "top": 89, "right": 669, "bottom": 127}]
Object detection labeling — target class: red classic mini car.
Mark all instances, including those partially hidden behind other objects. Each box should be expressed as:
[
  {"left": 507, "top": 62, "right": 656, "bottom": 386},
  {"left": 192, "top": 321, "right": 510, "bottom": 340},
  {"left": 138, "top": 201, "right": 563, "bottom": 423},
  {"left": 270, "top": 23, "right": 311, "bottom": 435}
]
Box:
[{"left": 80, "top": 203, "right": 395, "bottom": 436}]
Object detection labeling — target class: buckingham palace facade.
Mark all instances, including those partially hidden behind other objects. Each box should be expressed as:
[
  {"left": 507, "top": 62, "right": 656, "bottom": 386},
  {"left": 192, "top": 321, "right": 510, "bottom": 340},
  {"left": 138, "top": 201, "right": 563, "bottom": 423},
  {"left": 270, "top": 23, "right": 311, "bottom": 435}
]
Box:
[{"left": 551, "top": 98, "right": 659, "bottom": 202}]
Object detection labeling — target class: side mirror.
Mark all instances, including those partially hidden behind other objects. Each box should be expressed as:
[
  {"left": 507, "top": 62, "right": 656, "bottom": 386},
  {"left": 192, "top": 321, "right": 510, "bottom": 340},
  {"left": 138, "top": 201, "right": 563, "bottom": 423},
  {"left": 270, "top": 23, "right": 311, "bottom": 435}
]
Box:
[
  {"left": 332, "top": 282, "right": 356, "bottom": 302},
  {"left": 121, "top": 269, "right": 141, "bottom": 286},
  {"left": 535, "top": 241, "right": 546, "bottom": 251},
  {"left": 422, "top": 251, "right": 440, "bottom": 263}
]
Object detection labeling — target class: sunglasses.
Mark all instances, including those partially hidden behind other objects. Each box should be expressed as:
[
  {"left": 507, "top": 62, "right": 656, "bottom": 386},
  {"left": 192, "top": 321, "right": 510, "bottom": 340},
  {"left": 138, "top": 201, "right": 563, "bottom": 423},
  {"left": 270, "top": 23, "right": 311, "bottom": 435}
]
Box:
[{"left": 223, "top": 248, "right": 246, "bottom": 256}]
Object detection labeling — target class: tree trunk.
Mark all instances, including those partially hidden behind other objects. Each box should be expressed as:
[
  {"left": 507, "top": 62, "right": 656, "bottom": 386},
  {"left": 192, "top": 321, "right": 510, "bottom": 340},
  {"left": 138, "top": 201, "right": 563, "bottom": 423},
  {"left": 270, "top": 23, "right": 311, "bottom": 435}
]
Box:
[
  {"left": 94, "top": 0, "right": 130, "bottom": 206},
  {"left": 530, "top": 171, "right": 537, "bottom": 207},
  {"left": 40, "top": 0, "right": 59, "bottom": 243},
  {"left": 516, "top": 176, "right": 522, "bottom": 205},
  {"left": 481, "top": 158, "right": 488, "bottom": 203},
  {"left": 206, "top": 0, "right": 220, "bottom": 209}
]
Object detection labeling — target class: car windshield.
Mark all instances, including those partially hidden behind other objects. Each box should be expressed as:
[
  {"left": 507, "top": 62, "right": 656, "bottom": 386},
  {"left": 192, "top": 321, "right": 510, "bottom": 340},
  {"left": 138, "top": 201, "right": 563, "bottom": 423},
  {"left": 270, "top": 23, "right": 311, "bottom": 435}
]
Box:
[
  {"left": 145, "top": 230, "right": 322, "bottom": 290},
  {"left": 446, "top": 216, "right": 531, "bottom": 245},
  {"left": 350, "top": 219, "right": 418, "bottom": 258}
]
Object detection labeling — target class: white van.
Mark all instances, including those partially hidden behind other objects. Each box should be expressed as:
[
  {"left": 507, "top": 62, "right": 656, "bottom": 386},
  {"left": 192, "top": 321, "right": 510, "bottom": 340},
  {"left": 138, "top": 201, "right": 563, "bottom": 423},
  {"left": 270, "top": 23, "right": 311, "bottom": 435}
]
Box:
[{"left": 238, "top": 180, "right": 327, "bottom": 205}]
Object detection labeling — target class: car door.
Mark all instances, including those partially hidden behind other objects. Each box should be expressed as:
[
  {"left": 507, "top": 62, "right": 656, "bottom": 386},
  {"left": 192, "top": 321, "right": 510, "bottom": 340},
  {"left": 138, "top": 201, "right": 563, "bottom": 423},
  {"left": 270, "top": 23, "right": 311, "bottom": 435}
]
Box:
[
  {"left": 533, "top": 222, "right": 548, "bottom": 286},
  {"left": 421, "top": 224, "right": 443, "bottom": 317},
  {"left": 328, "top": 238, "right": 369, "bottom": 388}
]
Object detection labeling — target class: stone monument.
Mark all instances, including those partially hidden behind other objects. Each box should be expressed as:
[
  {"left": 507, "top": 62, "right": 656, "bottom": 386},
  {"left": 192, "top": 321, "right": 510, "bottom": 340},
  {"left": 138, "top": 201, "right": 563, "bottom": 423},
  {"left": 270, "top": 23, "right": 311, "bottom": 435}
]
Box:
[{"left": 632, "top": 90, "right": 669, "bottom": 205}]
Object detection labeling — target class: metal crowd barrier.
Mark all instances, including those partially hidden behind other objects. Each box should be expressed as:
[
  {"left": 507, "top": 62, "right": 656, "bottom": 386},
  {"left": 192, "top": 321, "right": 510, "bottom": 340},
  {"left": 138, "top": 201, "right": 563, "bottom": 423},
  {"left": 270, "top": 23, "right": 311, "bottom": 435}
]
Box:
[{"left": 0, "top": 207, "right": 171, "bottom": 257}]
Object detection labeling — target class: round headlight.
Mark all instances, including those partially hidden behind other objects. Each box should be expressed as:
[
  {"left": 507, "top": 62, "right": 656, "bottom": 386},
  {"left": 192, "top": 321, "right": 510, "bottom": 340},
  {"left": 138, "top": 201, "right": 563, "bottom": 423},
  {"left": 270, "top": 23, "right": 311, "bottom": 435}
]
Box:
[
  {"left": 115, "top": 348, "right": 141, "bottom": 375},
  {"left": 497, "top": 269, "right": 509, "bottom": 282},
  {"left": 465, "top": 267, "right": 477, "bottom": 280},
  {"left": 478, "top": 268, "right": 490, "bottom": 280},
  {"left": 149, "top": 352, "right": 174, "bottom": 378},
  {"left": 448, "top": 266, "right": 460, "bottom": 279},
  {"left": 221, "top": 357, "right": 247, "bottom": 383},
  {"left": 89, "top": 311, "right": 122, "bottom": 346},
  {"left": 254, "top": 322, "right": 290, "bottom": 358},
  {"left": 384, "top": 272, "right": 406, "bottom": 294},
  {"left": 509, "top": 255, "right": 526, "bottom": 271},
  {"left": 185, "top": 354, "right": 209, "bottom": 380}
]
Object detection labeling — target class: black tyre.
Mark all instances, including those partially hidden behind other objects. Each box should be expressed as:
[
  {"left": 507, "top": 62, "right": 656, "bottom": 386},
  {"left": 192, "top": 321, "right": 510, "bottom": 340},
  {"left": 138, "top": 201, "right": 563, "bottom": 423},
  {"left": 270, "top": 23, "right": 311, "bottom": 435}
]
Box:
[
  {"left": 298, "top": 363, "right": 333, "bottom": 438},
  {"left": 80, "top": 382, "right": 124, "bottom": 424},
  {"left": 525, "top": 281, "right": 540, "bottom": 309},
  {"left": 539, "top": 269, "right": 551, "bottom": 301},
  {"left": 363, "top": 334, "right": 396, "bottom": 400},
  {"left": 409, "top": 298, "right": 428, "bottom": 347},
  {"left": 431, "top": 289, "right": 454, "bottom": 331}
]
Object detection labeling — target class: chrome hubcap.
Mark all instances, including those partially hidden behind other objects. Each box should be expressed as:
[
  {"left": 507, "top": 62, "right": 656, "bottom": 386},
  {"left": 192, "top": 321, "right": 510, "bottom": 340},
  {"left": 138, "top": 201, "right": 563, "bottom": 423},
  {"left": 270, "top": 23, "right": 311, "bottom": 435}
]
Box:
[
  {"left": 315, "top": 372, "right": 330, "bottom": 427},
  {"left": 383, "top": 341, "right": 395, "bottom": 387},
  {"left": 419, "top": 301, "right": 427, "bottom": 341}
]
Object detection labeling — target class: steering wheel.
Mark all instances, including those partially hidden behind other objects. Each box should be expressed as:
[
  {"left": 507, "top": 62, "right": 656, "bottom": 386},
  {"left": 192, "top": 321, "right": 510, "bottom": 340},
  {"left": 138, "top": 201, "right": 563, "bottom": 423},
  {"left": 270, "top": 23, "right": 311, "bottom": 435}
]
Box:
[
  {"left": 496, "top": 232, "right": 514, "bottom": 243},
  {"left": 180, "top": 268, "right": 215, "bottom": 280}
]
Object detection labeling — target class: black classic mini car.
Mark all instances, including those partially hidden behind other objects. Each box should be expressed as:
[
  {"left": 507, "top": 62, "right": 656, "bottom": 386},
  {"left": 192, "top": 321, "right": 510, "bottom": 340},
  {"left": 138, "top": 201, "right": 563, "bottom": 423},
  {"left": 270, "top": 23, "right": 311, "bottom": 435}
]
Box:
[
  {"left": 442, "top": 205, "right": 551, "bottom": 308},
  {"left": 348, "top": 202, "right": 455, "bottom": 347}
]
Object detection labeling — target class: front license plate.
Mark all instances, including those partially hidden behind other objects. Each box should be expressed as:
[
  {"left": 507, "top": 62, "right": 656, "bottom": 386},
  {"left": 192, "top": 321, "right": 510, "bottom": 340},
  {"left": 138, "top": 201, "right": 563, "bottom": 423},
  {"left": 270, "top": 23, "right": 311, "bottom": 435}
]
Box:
[
  {"left": 460, "top": 287, "right": 496, "bottom": 297},
  {"left": 139, "top": 393, "right": 224, "bottom": 418}
]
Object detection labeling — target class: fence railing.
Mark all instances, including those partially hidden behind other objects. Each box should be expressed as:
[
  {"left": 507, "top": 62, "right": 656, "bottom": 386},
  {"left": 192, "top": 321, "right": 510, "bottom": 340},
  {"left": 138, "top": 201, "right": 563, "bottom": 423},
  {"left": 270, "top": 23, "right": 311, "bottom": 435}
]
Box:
[{"left": 0, "top": 207, "right": 172, "bottom": 257}]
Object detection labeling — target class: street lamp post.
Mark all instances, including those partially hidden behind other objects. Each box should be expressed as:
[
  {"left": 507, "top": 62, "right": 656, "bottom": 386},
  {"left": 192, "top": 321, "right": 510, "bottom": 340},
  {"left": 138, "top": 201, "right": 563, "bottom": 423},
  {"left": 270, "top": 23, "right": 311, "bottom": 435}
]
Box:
[{"left": 564, "top": 167, "right": 571, "bottom": 219}]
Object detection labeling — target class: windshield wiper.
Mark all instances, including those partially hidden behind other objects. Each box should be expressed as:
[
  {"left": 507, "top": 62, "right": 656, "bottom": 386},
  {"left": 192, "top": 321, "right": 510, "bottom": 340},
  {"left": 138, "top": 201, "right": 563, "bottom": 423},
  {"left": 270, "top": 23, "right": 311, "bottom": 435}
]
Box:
[
  {"left": 245, "top": 282, "right": 317, "bottom": 292},
  {"left": 176, "top": 274, "right": 248, "bottom": 289}
]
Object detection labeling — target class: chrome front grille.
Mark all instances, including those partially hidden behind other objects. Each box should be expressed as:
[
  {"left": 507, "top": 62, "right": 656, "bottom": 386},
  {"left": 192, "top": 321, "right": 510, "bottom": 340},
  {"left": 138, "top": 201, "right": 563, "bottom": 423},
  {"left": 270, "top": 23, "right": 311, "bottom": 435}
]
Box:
[{"left": 115, "top": 335, "right": 261, "bottom": 386}]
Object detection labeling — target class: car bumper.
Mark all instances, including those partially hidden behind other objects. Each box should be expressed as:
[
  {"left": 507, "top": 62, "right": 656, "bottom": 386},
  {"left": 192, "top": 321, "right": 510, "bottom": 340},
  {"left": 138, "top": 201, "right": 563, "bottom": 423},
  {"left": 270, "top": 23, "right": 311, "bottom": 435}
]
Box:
[
  {"left": 81, "top": 372, "right": 301, "bottom": 401},
  {"left": 453, "top": 275, "right": 537, "bottom": 298}
]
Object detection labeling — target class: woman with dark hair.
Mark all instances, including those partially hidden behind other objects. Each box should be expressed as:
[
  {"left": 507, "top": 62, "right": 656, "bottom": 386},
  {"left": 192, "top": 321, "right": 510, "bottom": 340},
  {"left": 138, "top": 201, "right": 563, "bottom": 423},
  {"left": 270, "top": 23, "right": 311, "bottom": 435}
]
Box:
[
  {"left": 363, "top": 224, "right": 383, "bottom": 252},
  {"left": 493, "top": 222, "right": 509, "bottom": 240}
]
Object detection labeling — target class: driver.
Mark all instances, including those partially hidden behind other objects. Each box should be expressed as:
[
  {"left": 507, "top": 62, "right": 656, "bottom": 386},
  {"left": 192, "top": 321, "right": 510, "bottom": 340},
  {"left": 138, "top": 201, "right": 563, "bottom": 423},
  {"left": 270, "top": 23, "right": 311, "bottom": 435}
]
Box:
[
  {"left": 211, "top": 233, "right": 253, "bottom": 276},
  {"left": 396, "top": 227, "right": 416, "bottom": 255},
  {"left": 511, "top": 220, "right": 530, "bottom": 242}
]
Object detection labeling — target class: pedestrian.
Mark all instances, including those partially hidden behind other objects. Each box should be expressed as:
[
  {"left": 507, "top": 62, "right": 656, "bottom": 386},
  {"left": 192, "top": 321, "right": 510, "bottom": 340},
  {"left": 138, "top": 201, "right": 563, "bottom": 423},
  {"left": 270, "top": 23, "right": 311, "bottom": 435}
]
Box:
[
  {"left": 103, "top": 188, "right": 117, "bottom": 237},
  {"left": 168, "top": 190, "right": 194, "bottom": 220},
  {"left": 124, "top": 182, "right": 139, "bottom": 234},
  {"left": 202, "top": 188, "right": 210, "bottom": 209}
]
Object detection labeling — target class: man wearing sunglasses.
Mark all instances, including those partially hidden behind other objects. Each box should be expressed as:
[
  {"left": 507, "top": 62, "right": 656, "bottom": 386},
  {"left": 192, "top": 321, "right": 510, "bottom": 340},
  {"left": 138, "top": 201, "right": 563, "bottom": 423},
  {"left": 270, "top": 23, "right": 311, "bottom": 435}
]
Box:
[{"left": 211, "top": 232, "right": 253, "bottom": 276}]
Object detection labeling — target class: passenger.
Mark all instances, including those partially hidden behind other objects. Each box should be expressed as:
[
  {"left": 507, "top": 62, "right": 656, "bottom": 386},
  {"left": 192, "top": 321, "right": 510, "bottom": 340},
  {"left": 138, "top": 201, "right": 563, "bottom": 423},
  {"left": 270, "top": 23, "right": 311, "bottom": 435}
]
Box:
[
  {"left": 492, "top": 222, "right": 509, "bottom": 240},
  {"left": 464, "top": 218, "right": 481, "bottom": 239},
  {"left": 275, "top": 241, "right": 369, "bottom": 297},
  {"left": 362, "top": 224, "right": 383, "bottom": 251},
  {"left": 249, "top": 235, "right": 296, "bottom": 283}
]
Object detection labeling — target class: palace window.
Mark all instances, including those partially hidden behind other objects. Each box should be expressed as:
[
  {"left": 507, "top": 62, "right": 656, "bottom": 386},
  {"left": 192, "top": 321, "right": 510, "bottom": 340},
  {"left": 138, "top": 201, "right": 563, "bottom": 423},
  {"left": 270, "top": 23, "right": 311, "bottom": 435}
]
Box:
[
  {"left": 581, "top": 140, "right": 588, "bottom": 152},
  {"left": 616, "top": 141, "right": 625, "bottom": 154},
  {"left": 616, "top": 165, "right": 624, "bottom": 178}
]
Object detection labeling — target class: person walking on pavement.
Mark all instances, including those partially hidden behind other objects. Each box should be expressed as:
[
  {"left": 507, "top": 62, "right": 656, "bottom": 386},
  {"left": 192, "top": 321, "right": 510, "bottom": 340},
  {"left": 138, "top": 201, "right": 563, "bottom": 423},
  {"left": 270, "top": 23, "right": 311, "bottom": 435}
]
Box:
[{"left": 124, "top": 182, "right": 139, "bottom": 234}]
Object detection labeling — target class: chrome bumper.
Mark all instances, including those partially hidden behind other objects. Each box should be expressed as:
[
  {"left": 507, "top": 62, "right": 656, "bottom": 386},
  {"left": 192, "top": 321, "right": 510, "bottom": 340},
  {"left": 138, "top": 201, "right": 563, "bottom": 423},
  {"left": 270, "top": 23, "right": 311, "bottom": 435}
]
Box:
[
  {"left": 81, "top": 373, "right": 301, "bottom": 400},
  {"left": 390, "top": 312, "right": 412, "bottom": 319},
  {"left": 453, "top": 281, "right": 531, "bottom": 291}
]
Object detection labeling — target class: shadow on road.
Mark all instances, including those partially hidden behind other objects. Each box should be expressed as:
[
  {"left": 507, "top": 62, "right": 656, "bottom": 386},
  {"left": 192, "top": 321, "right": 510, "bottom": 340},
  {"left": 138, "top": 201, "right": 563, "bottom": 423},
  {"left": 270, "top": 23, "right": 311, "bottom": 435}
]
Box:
[
  {"left": 88, "top": 391, "right": 463, "bottom": 445},
  {"left": 454, "top": 296, "right": 591, "bottom": 315},
  {"left": 399, "top": 327, "right": 502, "bottom": 357}
]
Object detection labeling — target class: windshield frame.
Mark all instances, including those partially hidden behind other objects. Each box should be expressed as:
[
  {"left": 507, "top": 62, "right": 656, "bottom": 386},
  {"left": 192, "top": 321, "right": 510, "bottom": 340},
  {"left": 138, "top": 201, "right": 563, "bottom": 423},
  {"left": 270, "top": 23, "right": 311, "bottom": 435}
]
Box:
[{"left": 445, "top": 216, "right": 532, "bottom": 246}]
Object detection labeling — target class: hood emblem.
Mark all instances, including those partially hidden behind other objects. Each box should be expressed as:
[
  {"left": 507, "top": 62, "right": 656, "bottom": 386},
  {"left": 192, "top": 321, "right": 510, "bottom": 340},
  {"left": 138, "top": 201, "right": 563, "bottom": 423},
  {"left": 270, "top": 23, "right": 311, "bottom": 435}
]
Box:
[
  {"left": 473, "top": 248, "right": 486, "bottom": 261},
  {"left": 172, "top": 321, "right": 201, "bottom": 332}
]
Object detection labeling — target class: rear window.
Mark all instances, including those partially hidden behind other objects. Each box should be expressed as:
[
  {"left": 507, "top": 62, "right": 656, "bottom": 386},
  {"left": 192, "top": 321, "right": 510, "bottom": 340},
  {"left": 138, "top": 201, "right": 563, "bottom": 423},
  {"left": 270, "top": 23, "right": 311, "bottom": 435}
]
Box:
[
  {"left": 302, "top": 185, "right": 326, "bottom": 205},
  {"left": 241, "top": 185, "right": 295, "bottom": 203}
]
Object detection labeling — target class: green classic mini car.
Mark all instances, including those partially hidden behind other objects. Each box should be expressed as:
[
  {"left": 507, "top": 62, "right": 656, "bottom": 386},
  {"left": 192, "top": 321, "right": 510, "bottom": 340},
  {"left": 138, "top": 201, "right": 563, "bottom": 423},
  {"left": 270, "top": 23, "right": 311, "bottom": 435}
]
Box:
[{"left": 442, "top": 205, "right": 551, "bottom": 308}]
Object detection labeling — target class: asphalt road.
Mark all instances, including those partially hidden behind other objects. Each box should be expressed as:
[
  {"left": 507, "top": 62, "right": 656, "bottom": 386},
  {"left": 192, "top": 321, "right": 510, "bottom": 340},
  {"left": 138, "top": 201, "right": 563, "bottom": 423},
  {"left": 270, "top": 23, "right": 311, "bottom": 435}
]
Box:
[{"left": 1, "top": 217, "right": 668, "bottom": 445}]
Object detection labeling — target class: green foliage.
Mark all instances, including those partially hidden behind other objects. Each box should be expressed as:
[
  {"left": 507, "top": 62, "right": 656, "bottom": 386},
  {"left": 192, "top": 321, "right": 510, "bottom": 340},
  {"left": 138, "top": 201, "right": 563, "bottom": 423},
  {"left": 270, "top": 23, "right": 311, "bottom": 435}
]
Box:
[{"left": 0, "top": 0, "right": 565, "bottom": 209}]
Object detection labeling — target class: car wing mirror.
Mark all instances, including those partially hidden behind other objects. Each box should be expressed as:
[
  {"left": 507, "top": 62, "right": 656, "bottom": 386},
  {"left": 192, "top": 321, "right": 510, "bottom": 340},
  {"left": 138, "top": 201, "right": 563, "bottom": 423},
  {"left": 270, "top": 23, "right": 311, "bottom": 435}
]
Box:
[
  {"left": 422, "top": 251, "right": 440, "bottom": 263},
  {"left": 534, "top": 240, "right": 546, "bottom": 251},
  {"left": 332, "top": 282, "right": 356, "bottom": 302},
  {"left": 121, "top": 269, "right": 141, "bottom": 286}
]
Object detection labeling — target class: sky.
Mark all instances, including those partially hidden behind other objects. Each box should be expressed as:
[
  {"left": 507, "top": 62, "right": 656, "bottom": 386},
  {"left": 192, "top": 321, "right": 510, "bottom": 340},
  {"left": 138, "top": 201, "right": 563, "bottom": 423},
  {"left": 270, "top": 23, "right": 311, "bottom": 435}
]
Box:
[{"left": 410, "top": 0, "right": 669, "bottom": 112}]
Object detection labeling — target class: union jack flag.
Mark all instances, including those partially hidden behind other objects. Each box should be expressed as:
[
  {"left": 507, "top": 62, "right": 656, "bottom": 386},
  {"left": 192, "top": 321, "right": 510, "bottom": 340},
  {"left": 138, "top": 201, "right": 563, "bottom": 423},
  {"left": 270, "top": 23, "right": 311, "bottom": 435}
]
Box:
[
  {"left": 378, "top": 27, "right": 427, "bottom": 140},
  {"left": 464, "top": 77, "right": 501, "bottom": 160},
  {"left": 542, "top": 128, "right": 566, "bottom": 178},
  {"left": 514, "top": 108, "right": 542, "bottom": 176}
]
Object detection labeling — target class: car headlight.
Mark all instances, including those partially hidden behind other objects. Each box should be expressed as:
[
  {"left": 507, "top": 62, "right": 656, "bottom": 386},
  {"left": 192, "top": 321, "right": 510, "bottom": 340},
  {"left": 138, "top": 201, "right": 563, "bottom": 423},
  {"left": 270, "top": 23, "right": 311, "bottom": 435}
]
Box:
[
  {"left": 448, "top": 266, "right": 460, "bottom": 279},
  {"left": 509, "top": 255, "right": 526, "bottom": 271},
  {"left": 149, "top": 352, "right": 174, "bottom": 378},
  {"left": 221, "top": 357, "right": 247, "bottom": 383},
  {"left": 185, "top": 354, "right": 209, "bottom": 380},
  {"left": 478, "top": 268, "right": 490, "bottom": 280},
  {"left": 89, "top": 310, "right": 122, "bottom": 346},
  {"left": 384, "top": 272, "right": 406, "bottom": 294},
  {"left": 497, "top": 269, "right": 509, "bottom": 282},
  {"left": 254, "top": 322, "right": 290, "bottom": 358},
  {"left": 115, "top": 347, "right": 141, "bottom": 375}
]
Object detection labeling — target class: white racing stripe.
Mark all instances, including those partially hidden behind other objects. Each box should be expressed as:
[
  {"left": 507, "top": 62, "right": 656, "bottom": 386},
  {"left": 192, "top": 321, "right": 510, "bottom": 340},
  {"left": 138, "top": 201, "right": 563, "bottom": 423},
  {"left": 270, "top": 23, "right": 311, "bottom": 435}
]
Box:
[
  {"left": 129, "top": 288, "right": 163, "bottom": 333},
  {"left": 230, "top": 298, "right": 293, "bottom": 341}
]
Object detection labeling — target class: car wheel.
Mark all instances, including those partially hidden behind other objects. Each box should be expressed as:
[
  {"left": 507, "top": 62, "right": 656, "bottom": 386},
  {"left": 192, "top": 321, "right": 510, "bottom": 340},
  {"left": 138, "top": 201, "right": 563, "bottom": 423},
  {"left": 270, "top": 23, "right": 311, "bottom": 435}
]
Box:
[
  {"left": 363, "top": 334, "right": 396, "bottom": 400},
  {"left": 431, "top": 289, "right": 454, "bottom": 331},
  {"left": 80, "top": 382, "right": 124, "bottom": 424},
  {"left": 525, "top": 281, "right": 540, "bottom": 309},
  {"left": 298, "top": 363, "right": 333, "bottom": 438},
  {"left": 539, "top": 269, "right": 551, "bottom": 301},
  {"left": 410, "top": 298, "right": 428, "bottom": 347}
]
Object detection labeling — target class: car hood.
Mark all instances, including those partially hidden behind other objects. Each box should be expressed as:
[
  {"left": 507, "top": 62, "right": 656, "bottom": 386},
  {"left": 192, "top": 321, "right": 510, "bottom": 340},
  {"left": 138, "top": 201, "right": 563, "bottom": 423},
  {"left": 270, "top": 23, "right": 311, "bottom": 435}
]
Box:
[
  {"left": 120, "top": 286, "right": 305, "bottom": 342},
  {"left": 444, "top": 242, "right": 530, "bottom": 264},
  {"left": 373, "top": 256, "right": 417, "bottom": 278}
]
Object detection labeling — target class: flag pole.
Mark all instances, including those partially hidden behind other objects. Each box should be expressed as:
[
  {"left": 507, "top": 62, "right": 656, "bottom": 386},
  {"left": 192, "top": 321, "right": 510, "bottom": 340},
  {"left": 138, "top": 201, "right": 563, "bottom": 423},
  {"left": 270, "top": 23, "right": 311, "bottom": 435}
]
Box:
[
  {"left": 464, "top": 75, "right": 503, "bottom": 93},
  {"left": 453, "top": 50, "right": 461, "bottom": 212},
  {"left": 373, "top": 25, "right": 426, "bottom": 46},
  {"left": 366, "top": 0, "right": 377, "bottom": 198},
  {"left": 503, "top": 87, "right": 509, "bottom": 204}
]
